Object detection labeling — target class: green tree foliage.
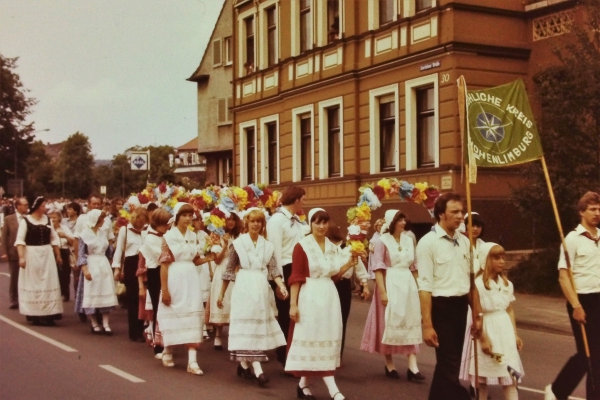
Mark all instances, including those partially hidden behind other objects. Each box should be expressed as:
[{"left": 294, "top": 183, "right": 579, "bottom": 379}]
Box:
[
  {"left": 512, "top": 0, "right": 600, "bottom": 247},
  {"left": 25, "top": 140, "right": 55, "bottom": 196},
  {"left": 53, "top": 132, "right": 95, "bottom": 199},
  {"left": 0, "top": 54, "right": 37, "bottom": 190}
]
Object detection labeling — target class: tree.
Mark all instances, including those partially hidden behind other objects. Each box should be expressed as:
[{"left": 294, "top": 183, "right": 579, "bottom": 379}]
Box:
[
  {"left": 0, "top": 54, "right": 37, "bottom": 192},
  {"left": 25, "top": 140, "right": 55, "bottom": 196},
  {"left": 54, "top": 132, "right": 95, "bottom": 199},
  {"left": 511, "top": 0, "right": 600, "bottom": 247}
]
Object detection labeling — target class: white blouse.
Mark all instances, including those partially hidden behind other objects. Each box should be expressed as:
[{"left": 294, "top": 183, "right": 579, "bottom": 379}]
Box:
[{"left": 15, "top": 215, "right": 60, "bottom": 247}]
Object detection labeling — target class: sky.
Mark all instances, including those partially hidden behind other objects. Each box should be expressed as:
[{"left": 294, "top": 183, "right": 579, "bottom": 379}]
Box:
[{"left": 0, "top": 0, "right": 225, "bottom": 160}]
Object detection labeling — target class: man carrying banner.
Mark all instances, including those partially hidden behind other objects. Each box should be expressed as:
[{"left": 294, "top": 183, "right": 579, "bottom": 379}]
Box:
[{"left": 546, "top": 192, "right": 600, "bottom": 400}]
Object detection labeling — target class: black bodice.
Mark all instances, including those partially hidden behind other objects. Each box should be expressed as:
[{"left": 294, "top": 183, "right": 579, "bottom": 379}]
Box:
[{"left": 24, "top": 217, "right": 52, "bottom": 246}]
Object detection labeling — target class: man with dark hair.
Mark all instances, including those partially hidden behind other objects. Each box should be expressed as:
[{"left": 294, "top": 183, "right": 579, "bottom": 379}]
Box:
[
  {"left": 266, "top": 185, "right": 306, "bottom": 366},
  {"left": 1, "top": 197, "right": 29, "bottom": 309},
  {"left": 546, "top": 191, "right": 600, "bottom": 400},
  {"left": 417, "top": 192, "right": 481, "bottom": 400}
]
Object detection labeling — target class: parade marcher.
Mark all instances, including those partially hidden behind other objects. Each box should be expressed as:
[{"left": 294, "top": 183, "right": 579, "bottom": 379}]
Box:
[
  {"left": 49, "top": 207, "right": 74, "bottom": 301},
  {"left": 266, "top": 185, "right": 306, "bottom": 366},
  {"left": 367, "top": 218, "right": 385, "bottom": 280},
  {"left": 137, "top": 208, "right": 172, "bottom": 358},
  {"left": 360, "top": 210, "right": 424, "bottom": 381},
  {"left": 286, "top": 208, "right": 358, "bottom": 400},
  {"left": 417, "top": 192, "right": 482, "bottom": 400},
  {"left": 546, "top": 191, "right": 600, "bottom": 400},
  {"left": 209, "top": 212, "right": 242, "bottom": 350},
  {"left": 112, "top": 207, "right": 149, "bottom": 342},
  {"left": 193, "top": 212, "right": 213, "bottom": 340},
  {"left": 76, "top": 209, "right": 118, "bottom": 334},
  {"left": 62, "top": 201, "right": 81, "bottom": 296},
  {"left": 1, "top": 197, "right": 29, "bottom": 309},
  {"left": 157, "top": 203, "right": 206, "bottom": 375},
  {"left": 218, "top": 209, "right": 287, "bottom": 386},
  {"left": 464, "top": 242, "right": 523, "bottom": 400},
  {"left": 14, "top": 197, "right": 64, "bottom": 325},
  {"left": 109, "top": 197, "right": 124, "bottom": 222}
]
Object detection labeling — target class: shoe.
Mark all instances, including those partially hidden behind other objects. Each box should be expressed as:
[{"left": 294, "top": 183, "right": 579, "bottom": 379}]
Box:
[
  {"left": 544, "top": 384, "right": 557, "bottom": 400},
  {"left": 385, "top": 366, "right": 400, "bottom": 379},
  {"left": 44, "top": 319, "right": 57, "bottom": 327},
  {"left": 130, "top": 336, "right": 145, "bottom": 343},
  {"left": 103, "top": 326, "right": 113, "bottom": 336},
  {"left": 78, "top": 313, "right": 88, "bottom": 323},
  {"left": 9, "top": 304, "right": 18, "bottom": 310},
  {"left": 162, "top": 354, "right": 175, "bottom": 368},
  {"left": 91, "top": 325, "right": 102, "bottom": 335},
  {"left": 256, "top": 373, "right": 269, "bottom": 387},
  {"left": 296, "top": 386, "right": 316, "bottom": 400},
  {"left": 154, "top": 352, "right": 164, "bottom": 360},
  {"left": 237, "top": 364, "right": 253, "bottom": 379},
  {"left": 407, "top": 369, "right": 425, "bottom": 381},
  {"left": 470, "top": 385, "right": 476, "bottom": 398},
  {"left": 331, "top": 393, "right": 345, "bottom": 400},
  {"left": 187, "top": 361, "right": 203, "bottom": 375}
]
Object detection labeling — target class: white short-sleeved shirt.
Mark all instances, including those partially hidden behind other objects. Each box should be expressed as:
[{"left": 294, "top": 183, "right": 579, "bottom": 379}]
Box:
[
  {"left": 416, "top": 224, "right": 471, "bottom": 297},
  {"left": 15, "top": 215, "right": 60, "bottom": 247},
  {"left": 112, "top": 224, "right": 146, "bottom": 268},
  {"left": 558, "top": 224, "right": 600, "bottom": 294},
  {"left": 266, "top": 207, "right": 304, "bottom": 275}
]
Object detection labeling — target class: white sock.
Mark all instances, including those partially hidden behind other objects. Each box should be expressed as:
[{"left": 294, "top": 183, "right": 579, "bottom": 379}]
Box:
[
  {"left": 251, "top": 361, "right": 263, "bottom": 377},
  {"left": 323, "top": 376, "right": 343, "bottom": 399},
  {"left": 478, "top": 383, "right": 488, "bottom": 400},
  {"left": 214, "top": 336, "right": 222, "bottom": 346},
  {"left": 407, "top": 353, "right": 419, "bottom": 373},
  {"left": 240, "top": 361, "right": 249, "bottom": 369},
  {"left": 162, "top": 346, "right": 172, "bottom": 358},
  {"left": 101, "top": 314, "right": 110, "bottom": 328},
  {"left": 299, "top": 377, "right": 312, "bottom": 395},
  {"left": 503, "top": 385, "right": 518, "bottom": 400},
  {"left": 89, "top": 314, "right": 98, "bottom": 327},
  {"left": 188, "top": 349, "right": 197, "bottom": 364}
]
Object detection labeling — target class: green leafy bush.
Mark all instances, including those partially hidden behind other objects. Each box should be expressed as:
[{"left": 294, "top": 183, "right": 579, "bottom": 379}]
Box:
[{"left": 508, "top": 248, "right": 562, "bottom": 296}]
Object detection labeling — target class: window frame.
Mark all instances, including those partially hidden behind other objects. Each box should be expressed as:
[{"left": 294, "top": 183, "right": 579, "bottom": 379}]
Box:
[
  {"left": 369, "top": 84, "right": 399, "bottom": 174},
  {"left": 292, "top": 104, "right": 315, "bottom": 182},
  {"left": 224, "top": 36, "right": 233, "bottom": 66},
  {"left": 238, "top": 120, "right": 258, "bottom": 186},
  {"left": 416, "top": 86, "right": 435, "bottom": 168},
  {"left": 405, "top": 73, "right": 439, "bottom": 170},
  {"left": 237, "top": 9, "right": 257, "bottom": 77},
  {"left": 260, "top": 114, "right": 280, "bottom": 184},
  {"left": 246, "top": 127, "right": 256, "bottom": 185},
  {"left": 266, "top": 6, "right": 277, "bottom": 67},
  {"left": 217, "top": 96, "right": 233, "bottom": 126},
  {"left": 379, "top": 100, "right": 397, "bottom": 172},
  {"left": 416, "top": 0, "right": 434, "bottom": 13},
  {"left": 299, "top": 0, "right": 313, "bottom": 53},
  {"left": 318, "top": 97, "right": 344, "bottom": 179},
  {"left": 212, "top": 38, "right": 222, "bottom": 67},
  {"left": 368, "top": 0, "right": 399, "bottom": 30}
]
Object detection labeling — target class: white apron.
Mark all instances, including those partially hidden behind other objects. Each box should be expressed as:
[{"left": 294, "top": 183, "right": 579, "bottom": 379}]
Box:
[
  {"left": 380, "top": 232, "right": 422, "bottom": 346},
  {"left": 157, "top": 228, "right": 204, "bottom": 346},
  {"left": 209, "top": 240, "right": 233, "bottom": 324},
  {"left": 285, "top": 236, "right": 343, "bottom": 373},
  {"left": 196, "top": 231, "right": 212, "bottom": 303},
  {"left": 80, "top": 228, "right": 118, "bottom": 309},
  {"left": 228, "top": 234, "right": 286, "bottom": 351},
  {"left": 19, "top": 244, "right": 63, "bottom": 317}
]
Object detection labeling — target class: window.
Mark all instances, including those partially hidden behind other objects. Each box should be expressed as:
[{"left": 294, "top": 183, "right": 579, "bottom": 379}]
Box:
[
  {"left": 300, "top": 115, "right": 312, "bottom": 180},
  {"left": 224, "top": 37, "right": 232, "bottom": 65},
  {"left": 416, "top": 0, "right": 433, "bottom": 12},
  {"left": 267, "top": 122, "right": 278, "bottom": 183},
  {"left": 246, "top": 127, "right": 256, "bottom": 184},
  {"left": 300, "top": 0, "right": 312, "bottom": 53},
  {"left": 417, "top": 87, "right": 435, "bottom": 167},
  {"left": 379, "top": 0, "right": 394, "bottom": 25},
  {"left": 327, "top": 107, "right": 341, "bottom": 177},
  {"left": 217, "top": 156, "right": 231, "bottom": 185},
  {"left": 213, "top": 39, "right": 222, "bottom": 66},
  {"left": 266, "top": 7, "right": 277, "bottom": 67},
  {"left": 379, "top": 101, "right": 396, "bottom": 171},
  {"left": 245, "top": 17, "right": 255, "bottom": 74},
  {"left": 217, "top": 97, "right": 233, "bottom": 124},
  {"left": 327, "top": 0, "right": 340, "bottom": 43}
]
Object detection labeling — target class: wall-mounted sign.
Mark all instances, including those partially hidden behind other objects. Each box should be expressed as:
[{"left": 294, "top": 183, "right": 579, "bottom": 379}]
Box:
[
  {"left": 420, "top": 61, "right": 441, "bottom": 72},
  {"left": 441, "top": 174, "right": 453, "bottom": 190}
]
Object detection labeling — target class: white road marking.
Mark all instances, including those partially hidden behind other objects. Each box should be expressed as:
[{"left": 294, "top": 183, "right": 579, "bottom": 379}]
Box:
[
  {"left": 0, "top": 272, "right": 10, "bottom": 277},
  {"left": 519, "top": 386, "right": 584, "bottom": 400},
  {"left": 99, "top": 365, "right": 145, "bottom": 383},
  {"left": 0, "top": 315, "right": 77, "bottom": 352}
]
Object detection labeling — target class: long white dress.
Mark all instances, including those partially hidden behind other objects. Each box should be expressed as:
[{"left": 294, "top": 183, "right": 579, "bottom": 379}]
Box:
[
  {"left": 225, "top": 234, "right": 286, "bottom": 360},
  {"left": 285, "top": 235, "right": 344, "bottom": 375},
  {"left": 196, "top": 231, "right": 212, "bottom": 303},
  {"left": 209, "top": 239, "right": 233, "bottom": 324},
  {"left": 157, "top": 227, "right": 204, "bottom": 347},
  {"left": 15, "top": 216, "right": 64, "bottom": 318},
  {"left": 379, "top": 232, "right": 422, "bottom": 346},
  {"left": 468, "top": 275, "right": 524, "bottom": 385},
  {"left": 79, "top": 227, "right": 118, "bottom": 312}
]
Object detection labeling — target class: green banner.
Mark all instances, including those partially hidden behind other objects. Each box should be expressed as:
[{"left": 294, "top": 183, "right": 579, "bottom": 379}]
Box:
[{"left": 465, "top": 79, "right": 544, "bottom": 168}]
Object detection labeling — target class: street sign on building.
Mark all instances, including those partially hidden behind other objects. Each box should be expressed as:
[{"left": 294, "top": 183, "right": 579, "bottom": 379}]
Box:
[
  {"left": 100, "top": 186, "right": 107, "bottom": 195},
  {"left": 130, "top": 151, "right": 150, "bottom": 171},
  {"left": 7, "top": 179, "right": 23, "bottom": 197}
]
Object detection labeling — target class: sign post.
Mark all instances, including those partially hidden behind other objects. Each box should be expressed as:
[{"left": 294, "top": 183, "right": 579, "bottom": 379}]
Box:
[{"left": 130, "top": 150, "right": 151, "bottom": 185}]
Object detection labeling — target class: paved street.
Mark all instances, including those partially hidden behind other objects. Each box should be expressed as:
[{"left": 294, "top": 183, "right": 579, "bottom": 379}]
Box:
[{"left": 0, "top": 261, "right": 586, "bottom": 400}]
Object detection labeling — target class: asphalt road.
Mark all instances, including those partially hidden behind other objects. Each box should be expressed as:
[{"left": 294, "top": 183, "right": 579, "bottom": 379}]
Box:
[{"left": 0, "top": 262, "right": 586, "bottom": 400}]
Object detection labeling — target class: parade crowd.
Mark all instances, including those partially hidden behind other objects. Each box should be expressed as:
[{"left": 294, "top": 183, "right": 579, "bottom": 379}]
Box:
[{"left": 0, "top": 187, "right": 599, "bottom": 400}]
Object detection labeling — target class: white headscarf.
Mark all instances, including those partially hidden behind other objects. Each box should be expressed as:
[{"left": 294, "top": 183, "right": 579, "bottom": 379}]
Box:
[
  {"left": 458, "top": 211, "right": 480, "bottom": 234},
  {"left": 86, "top": 209, "right": 103, "bottom": 229},
  {"left": 478, "top": 242, "right": 500, "bottom": 271},
  {"left": 307, "top": 208, "right": 326, "bottom": 224},
  {"left": 381, "top": 209, "right": 400, "bottom": 233}
]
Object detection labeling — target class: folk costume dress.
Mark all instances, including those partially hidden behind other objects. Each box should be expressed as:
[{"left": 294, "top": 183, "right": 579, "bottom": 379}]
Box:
[
  {"left": 76, "top": 226, "right": 118, "bottom": 315},
  {"left": 15, "top": 215, "right": 64, "bottom": 320},
  {"left": 467, "top": 275, "right": 524, "bottom": 386},
  {"left": 157, "top": 227, "right": 204, "bottom": 347},
  {"left": 196, "top": 230, "right": 212, "bottom": 304},
  {"left": 224, "top": 234, "right": 286, "bottom": 362},
  {"left": 209, "top": 238, "right": 233, "bottom": 325},
  {"left": 360, "top": 233, "right": 420, "bottom": 355},
  {"left": 285, "top": 235, "right": 344, "bottom": 377}
]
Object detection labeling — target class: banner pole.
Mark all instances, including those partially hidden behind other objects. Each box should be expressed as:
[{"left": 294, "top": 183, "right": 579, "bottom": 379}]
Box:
[
  {"left": 540, "top": 155, "right": 593, "bottom": 386},
  {"left": 465, "top": 165, "right": 479, "bottom": 396}
]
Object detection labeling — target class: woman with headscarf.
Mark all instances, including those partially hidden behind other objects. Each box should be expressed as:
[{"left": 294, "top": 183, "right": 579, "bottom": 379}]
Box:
[
  {"left": 157, "top": 203, "right": 207, "bottom": 375},
  {"left": 15, "top": 197, "right": 64, "bottom": 325},
  {"left": 286, "top": 208, "right": 358, "bottom": 400},
  {"left": 76, "top": 209, "right": 118, "bottom": 334},
  {"left": 360, "top": 209, "right": 424, "bottom": 381},
  {"left": 49, "top": 206, "right": 74, "bottom": 302}
]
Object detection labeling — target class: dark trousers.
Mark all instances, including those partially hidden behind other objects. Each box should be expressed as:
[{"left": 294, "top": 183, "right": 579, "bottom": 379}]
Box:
[
  {"left": 57, "top": 249, "right": 71, "bottom": 301},
  {"left": 123, "top": 255, "right": 144, "bottom": 340},
  {"left": 146, "top": 267, "right": 163, "bottom": 354},
  {"left": 273, "top": 263, "right": 293, "bottom": 366},
  {"left": 8, "top": 259, "right": 19, "bottom": 306},
  {"left": 428, "top": 295, "right": 470, "bottom": 400},
  {"left": 335, "top": 278, "right": 352, "bottom": 358},
  {"left": 552, "top": 293, "right": 600, "bottom": 400}
]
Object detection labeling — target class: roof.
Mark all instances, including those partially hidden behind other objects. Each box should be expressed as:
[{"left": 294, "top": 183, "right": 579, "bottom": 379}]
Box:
[
  {"left": 44, "top": 141, "right": 65, "bottom": 161},
  {"left": 177, "top": 138, "right": 198, "bottom": 151}
]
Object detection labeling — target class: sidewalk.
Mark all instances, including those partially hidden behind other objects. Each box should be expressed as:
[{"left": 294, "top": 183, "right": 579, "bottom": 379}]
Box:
[{"left": 513, "top": 292, "right": 572, "bottom": 335}]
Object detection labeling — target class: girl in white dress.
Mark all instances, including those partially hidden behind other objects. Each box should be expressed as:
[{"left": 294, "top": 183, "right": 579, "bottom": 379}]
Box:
[
  {"left": 157, "top": 203, "right": 208, "bottom": 375},
  {"left": 218, "top": 209, "right": 288, "bottom": 387},
  {"left": 193, "top": 214, "right": 213, "bottom": 340},
  {"left": 286, "top": 208, "right": 358, "bottom": 400},
  {"left": 468, "top": 242, "right": 524, "bottom": 400}
]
